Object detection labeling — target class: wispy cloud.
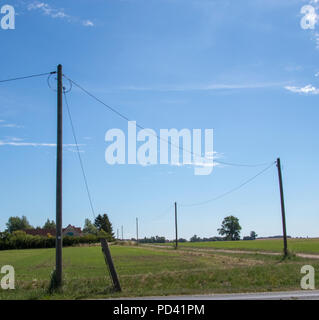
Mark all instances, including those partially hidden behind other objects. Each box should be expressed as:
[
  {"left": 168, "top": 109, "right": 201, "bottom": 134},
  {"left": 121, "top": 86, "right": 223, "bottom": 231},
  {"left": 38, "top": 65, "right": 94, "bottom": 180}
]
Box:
[
  {"left": 5, "top": 137, "right": 24, "bottom": 142},
  {"left": 82, "top": 20, "right": 94, "bottom": 27},
  {"left": 27, "top": 2, "right": 94, "bottom": 27},
  {"left": 119, "top": 82, "right": 287, "bottom": 92},
  {"left": 285, "top": 84, "right": 319, "bottom": 94},
  {"left": 0, "top": 121, "right": 24, "bottom": 128},
  {"left": 0, "top": 139, "right": 83, "bottom": 148},
  {"left": 170, "top": 151, "right": 220, "bottom": 168}
]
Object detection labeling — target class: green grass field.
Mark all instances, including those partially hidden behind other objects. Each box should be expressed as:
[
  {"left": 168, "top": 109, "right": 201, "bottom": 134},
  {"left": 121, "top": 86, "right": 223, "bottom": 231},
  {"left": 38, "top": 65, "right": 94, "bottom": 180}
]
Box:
[
  {"left": 155, "top": 238, "right": 319, "bottom": 254},
  {"left": 0, "top": 243, "right": 318, "bottom": 299}
]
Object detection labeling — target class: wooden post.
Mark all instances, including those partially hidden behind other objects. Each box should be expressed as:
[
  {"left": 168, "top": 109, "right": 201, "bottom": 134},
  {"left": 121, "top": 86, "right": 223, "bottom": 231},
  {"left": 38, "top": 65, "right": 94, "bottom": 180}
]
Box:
[
  {"left": 100, "top": 238, "right": 121, "bottom": 292},
  {"left": 55, "top": 64, "right": 63, "bottom": 286},
  {"left": 175, "top": 202, "right": 178, "bottom": 250},
  {"left": 136, "top": 217, "right": 139, "bottom": 246},
  {"left": 276, "top": 158, "right": 288, "bottom": 257}
]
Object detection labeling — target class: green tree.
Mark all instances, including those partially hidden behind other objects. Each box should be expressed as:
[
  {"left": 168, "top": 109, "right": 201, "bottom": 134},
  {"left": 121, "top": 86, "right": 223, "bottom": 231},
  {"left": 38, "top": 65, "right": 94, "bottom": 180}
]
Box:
[
  {"left": 43, "top": 219, "right": 56, "bottom": 229},
  {"left": 190, "top": 234, "right": 201, "bottom": 242},
  {"left": 218, "top": 215, "right": 241, "bottom": 241},
  {"left": 250, "top": 231, "right": 258, "bottom": 240},
  {"left": 83, "top": 218, "right": 98, "bottom": 235},
  {"left": 94, "top": 214, "right": 115, "bottom": 240},
  {"left": 6, "top": 216, "right": 33, "bottom": 233}
]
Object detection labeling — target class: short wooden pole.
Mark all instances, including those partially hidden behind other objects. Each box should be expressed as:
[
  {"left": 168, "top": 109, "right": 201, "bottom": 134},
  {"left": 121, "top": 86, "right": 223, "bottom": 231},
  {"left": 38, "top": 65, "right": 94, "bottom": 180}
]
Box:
[{"left": 100, "top": 238, "right": 121, "bottom": 292}]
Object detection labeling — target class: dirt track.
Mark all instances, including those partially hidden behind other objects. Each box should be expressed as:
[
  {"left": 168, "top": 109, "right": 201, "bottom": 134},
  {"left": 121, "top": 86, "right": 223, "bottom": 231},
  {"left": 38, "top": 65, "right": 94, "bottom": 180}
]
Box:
[{"left": 143, "top": 244, "right": 319, "bottom": 259}]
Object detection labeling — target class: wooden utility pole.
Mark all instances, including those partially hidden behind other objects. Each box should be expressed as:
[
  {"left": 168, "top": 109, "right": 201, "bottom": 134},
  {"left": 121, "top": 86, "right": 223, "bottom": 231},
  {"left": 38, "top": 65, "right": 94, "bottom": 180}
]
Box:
[
  {"left": 276, "top": 158, "right": 288, "bottom": 257},
  {"left": 121, "top": 225, "right": 123, "bottom": 241},
  {"left": 136, "top": 217, "right": 139, "bottom": 245},
  {"left": 175, "top": 202, "right": 178, "bottom": 249},
  {"left": 56, "top": 64, "right": 63, "bottom": 286},
  {"left": 100, "top": 238, "right": 122, "bottom": 292},
  {"left": 117, "top": 228, "right": 119, "bottom": 240}
]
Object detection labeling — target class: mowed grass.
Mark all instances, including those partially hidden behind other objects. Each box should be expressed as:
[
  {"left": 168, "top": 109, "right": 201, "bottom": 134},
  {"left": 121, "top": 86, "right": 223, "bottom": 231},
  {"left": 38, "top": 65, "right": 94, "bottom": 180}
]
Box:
[
  {"left": 155, "top": 238, "right": 319, "bottom": 254},
  {"left": 0, "top": 245, "right": 318, "bottom": 299}
]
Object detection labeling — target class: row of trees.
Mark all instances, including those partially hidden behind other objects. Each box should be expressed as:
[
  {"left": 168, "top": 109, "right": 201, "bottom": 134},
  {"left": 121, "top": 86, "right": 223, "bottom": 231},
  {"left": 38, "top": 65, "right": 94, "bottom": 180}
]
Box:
[
  {"left": 5, "top": 216, "right": 56, "bottom": 234},
  {"left": 3, "top": 214, "right": 255, "bottom": 242},
  {"left": 139, "top": 236, "right": 166, "bottom": 243},
  {"left": 3, "top": 214, "right": 115, "bottom": 241},
  {"left": 137, "top": 216, "right": 257, "bottom": 243}
]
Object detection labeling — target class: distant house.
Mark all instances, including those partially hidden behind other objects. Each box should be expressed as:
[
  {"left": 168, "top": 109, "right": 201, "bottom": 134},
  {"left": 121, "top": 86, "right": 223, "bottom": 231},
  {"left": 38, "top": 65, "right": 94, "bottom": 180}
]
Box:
[
  {"left": 62, "top": 224, "right": 82, "bottom": 237},
  {"left": 25, "top": 224, "right": 82, "bottom": 237}
]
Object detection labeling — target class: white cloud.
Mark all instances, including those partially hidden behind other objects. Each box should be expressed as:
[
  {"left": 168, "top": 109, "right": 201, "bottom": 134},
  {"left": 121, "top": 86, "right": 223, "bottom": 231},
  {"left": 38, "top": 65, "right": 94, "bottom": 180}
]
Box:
[
  {"left": 27, "top": 2, "right": 94, "bottom": 27},
  {"left": 119, "top": 82, "right": 287, "bottom": 92},
  {"left": 27, "top": 2, "right": 69, "bottom": 19},
  {"left": 5, "top": 137, "right": 24, "bottom": 142},
  {"left": 0, "top": 121, "right": 24, "bottom": 128},
  {"left": 83, "top": 20, "right": 94, "bottom": 27},
  {"left": 0, "top": 140, "right": 83, "bottom": 148},
  {"left": 285, "top": 84, "right": 319, "bottom": 94},
  {"left": 170, "top": 151, "right": 220, "bottom": 168}
]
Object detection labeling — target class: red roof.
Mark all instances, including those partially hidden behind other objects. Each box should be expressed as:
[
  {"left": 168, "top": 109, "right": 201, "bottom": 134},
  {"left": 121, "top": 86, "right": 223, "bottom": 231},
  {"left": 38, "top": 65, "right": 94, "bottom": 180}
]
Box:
[{"left": 25, "top": 225, "right": 82, "bottom": 237}]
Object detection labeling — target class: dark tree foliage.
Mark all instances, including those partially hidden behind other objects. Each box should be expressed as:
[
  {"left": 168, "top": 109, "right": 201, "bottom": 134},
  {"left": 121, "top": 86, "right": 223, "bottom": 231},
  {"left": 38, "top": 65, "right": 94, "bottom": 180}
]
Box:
[
  {"left": 139, "top": 236, "right": 166, "bottom": 243},
  {"left": 6, "top": 216, "right": 33, "bottom": 233},
  {"left": 83, "top": 218, "right": 98, "bottom": 235},
  {"left": 43, "top": 219, "right": 56, "bottom": 229},
  {"left": 250, "top": 231, "right": 258, "bottom": 240},
  {"left": 217, "top": 215, "right": 242, "bottom": 241},
  {"left": 94, "top": 214, "right": 115, "bottom": 240},
  {"left": 190, "top": 234, "right": 224, "bottom": 242}
]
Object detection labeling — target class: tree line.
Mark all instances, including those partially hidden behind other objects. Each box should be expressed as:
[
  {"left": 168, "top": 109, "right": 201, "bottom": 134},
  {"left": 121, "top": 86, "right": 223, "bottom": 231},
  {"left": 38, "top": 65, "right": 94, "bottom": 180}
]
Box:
[
  {"left": 1, "top": 214, "right": 258, "bottom": 248},
  {"left": 2, "top": 214, "right": 115, "bottom": 239},
  {"left": 132, "top": 216, "right": 258, "bottom": 243}
]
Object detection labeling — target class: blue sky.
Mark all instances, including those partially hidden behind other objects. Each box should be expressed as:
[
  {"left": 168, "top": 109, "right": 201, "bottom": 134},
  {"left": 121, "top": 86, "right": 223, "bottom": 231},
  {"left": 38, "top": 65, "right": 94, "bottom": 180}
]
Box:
[{"left": 0, "top": 0, "right": 318, "bottom": 240}]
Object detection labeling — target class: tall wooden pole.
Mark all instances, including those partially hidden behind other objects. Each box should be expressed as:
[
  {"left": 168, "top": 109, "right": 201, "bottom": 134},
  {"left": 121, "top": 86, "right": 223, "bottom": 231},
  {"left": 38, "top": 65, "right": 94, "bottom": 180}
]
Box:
[
  {"left": 56, "top": 64, "right": 63, "bottom": 286},
  {"left": 175, "top": 202, "right": 178, "bottom": 249},
  {"left": 121, "top": 225, "right": 123, "bottom": 241},
  {"left": 276, "top": 158, "right": 288, "bottom": 257},
  {"left": 136, "top": 218, "right": 139, "bottom": 245}
]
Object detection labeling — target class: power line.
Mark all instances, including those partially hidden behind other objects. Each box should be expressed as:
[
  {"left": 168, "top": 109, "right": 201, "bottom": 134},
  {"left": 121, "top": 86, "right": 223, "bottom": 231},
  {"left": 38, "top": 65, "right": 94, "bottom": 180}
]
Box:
[
  {"left": 180, "top": 161, "right": 276, "bottom": 207},
  {"left": 213, "top": 159, "right": 272, "bottom": 168},
  {"left": 63, "top": 89, "right": 96, "bottom": 219},
  {"left": 152, "top": 204, "right": 174, "bottom": 222},
  {"left": 0, "top": 71, "right": 56, "bottom": 84},
  {"left": 63, "top": 74, "right": 271, "bottom": 168}
]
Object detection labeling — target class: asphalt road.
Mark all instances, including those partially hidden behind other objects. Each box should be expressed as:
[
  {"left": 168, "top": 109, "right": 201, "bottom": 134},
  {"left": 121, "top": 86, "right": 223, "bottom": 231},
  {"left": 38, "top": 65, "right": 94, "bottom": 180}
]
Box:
[{"left": 115, "top": 290, "right": 319, "bottom": 300}]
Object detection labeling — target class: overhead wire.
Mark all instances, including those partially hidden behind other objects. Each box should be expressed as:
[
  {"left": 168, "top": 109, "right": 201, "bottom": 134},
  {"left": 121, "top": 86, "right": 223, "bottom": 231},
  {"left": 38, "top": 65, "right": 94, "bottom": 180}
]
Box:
[
  {"left": 63, "top": 74, "right": 272, "bottom": 168},
  {"left": 63, "top": 89, "right": 96, "bottom": 219},
  {"left": 0, "top": 69, "right": 280, "bottom": 234},
  {"left": 0, "top": 71, "right": 56, "bottom": 84},
  {"left": 180, "top": 161, "right": 276, "bottom": 207}
]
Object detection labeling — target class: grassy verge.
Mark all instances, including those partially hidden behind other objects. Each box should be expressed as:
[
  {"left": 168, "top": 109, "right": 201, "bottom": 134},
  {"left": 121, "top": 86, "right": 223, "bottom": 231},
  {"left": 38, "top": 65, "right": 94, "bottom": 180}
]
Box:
[
  {"left": 0, "top": 245, "right": 317, "bottom": 299},
  {"left": 151, "top": 238, "right": 319, "bottom": 254}
]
